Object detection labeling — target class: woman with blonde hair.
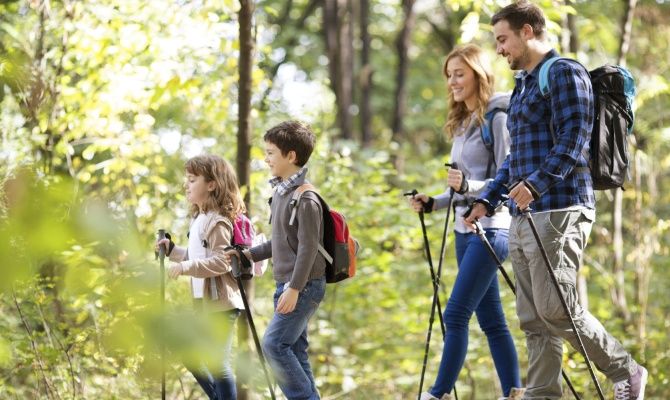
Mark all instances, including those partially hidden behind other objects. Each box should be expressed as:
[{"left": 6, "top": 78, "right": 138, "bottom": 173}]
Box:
[{"left": 409, "top": 44, "right": 524, "bottom": 400}]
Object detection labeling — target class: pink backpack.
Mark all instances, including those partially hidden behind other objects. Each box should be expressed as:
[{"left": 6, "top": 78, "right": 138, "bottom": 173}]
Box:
[{"left": 233, "top": 214, "right": 267, "bottom": 276}]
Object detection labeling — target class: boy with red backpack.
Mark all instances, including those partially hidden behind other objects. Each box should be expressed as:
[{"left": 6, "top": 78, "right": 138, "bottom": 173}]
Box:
[{"left": 227, "top": 120, "right": 329, "bottom": 400}]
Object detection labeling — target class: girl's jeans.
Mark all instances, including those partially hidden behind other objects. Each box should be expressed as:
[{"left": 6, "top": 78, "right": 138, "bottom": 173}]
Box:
[{"left": 189, "top": 308, "right": 240, "bottom": 400}]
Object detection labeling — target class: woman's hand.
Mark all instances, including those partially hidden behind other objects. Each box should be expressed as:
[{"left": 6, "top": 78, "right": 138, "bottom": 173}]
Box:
[
  {"left": 408, "top": 193, "right": 433, "bottom": 213},
  {"left": 447, "top": 168, "right": 465, "bottom": 192}
]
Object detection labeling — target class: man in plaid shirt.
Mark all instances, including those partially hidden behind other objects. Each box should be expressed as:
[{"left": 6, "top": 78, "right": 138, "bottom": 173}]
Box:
[{"left": 465, "top": 2, "right": 647, "bottom": 400}]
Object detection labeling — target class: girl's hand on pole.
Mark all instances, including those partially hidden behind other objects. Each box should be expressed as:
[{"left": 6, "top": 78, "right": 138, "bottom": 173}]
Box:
[
  {"left": 155, "top": 238, "right": 170, "bottom": 253},
  {"left": 223, "top": 249, "right": 238, "bottom": 264}
]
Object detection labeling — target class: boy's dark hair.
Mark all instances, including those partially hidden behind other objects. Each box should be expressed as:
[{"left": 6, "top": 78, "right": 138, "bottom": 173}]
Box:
[
  {"left": 264, "top": 120, "right": 316, "bottom": 167},
  {"left": 491, "top": 0, "right": 546, "bottom": 39}
]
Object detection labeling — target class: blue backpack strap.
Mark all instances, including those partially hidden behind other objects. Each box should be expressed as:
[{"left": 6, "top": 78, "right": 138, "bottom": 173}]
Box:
[
  {"left": 538, "top": 56, "right": 566, "bottom": 97},
  {"left": 481, "top": 108, "right": 505, "bottom": 178},
  {"left": 615, "top": 65, "right": 636, "bottom": 134}
]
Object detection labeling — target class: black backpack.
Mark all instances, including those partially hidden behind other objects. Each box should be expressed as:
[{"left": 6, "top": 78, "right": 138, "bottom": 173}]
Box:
[{"left": 539, "top": 58, "right": 636, "bottom": 190}]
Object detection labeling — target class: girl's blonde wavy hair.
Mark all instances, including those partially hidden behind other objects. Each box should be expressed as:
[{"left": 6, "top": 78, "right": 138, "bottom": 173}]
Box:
[
  {"left": 185, "top": 155, "right": 245, "bottom": 221},
  {"left": 443, "top": 44, "right": 495, "bottom": 137}
]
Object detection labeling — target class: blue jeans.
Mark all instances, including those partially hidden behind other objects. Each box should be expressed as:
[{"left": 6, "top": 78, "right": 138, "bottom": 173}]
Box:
[
  {"left": 188, "top": 308, "right": 240, "bottom": 400},
  {"left": 262, "top": 278, "right": 326, "bottom": 400},
  {"left": 430, "top": 229, "right": 521, "bottom": 397}
]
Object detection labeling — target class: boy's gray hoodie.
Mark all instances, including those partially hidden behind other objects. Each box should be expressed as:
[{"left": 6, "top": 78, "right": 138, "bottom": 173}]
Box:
[{"left": 434, "top": 92, "right": 512, "bottom": 233}]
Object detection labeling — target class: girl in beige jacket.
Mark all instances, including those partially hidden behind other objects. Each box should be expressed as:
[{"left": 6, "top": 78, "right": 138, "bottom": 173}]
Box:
[{"left": 156, "top": 154, "right": 245, "bottom": 400}]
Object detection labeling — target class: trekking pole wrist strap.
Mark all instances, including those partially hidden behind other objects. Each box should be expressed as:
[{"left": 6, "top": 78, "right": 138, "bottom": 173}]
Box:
[
  {"left": 455, "top": 179, "right": 469, "bottom": 195},
  {"left": 422, "top": 197, "right": 435, "bottom": 213},
  {"left": 472, "top": 198, "right": 496, "bottom": 217},
  {"left": 164, "top": 232, "right": 175, "bottom": 256},
  {"left": 241, "top": 248, "right": 253, "bottom": 263}
]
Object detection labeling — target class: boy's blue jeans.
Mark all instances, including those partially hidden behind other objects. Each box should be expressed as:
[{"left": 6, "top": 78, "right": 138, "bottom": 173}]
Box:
[
  {"left": 189, "top": 308, "right": 240, "bottom": 400},
  {"left": 263, "top": 277, "right": 326, "bottom": 400},
  {"left": 430, "top": 229, "right": 521, "bottom": 398}
]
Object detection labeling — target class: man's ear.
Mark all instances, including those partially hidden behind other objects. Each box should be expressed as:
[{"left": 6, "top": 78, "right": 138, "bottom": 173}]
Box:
[{"left": 521, "top": 23, "right": 534, "bottom": 40}]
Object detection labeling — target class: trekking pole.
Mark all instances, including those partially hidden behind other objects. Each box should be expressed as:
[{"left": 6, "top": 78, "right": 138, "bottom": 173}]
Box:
[
  {"left": 403, "top": 189, "right": 446, "bottom": 337},
  {"left": 404, "top": 189, "right": 449, "bottom": 400},
  {"left": 431, "top": 162, "right": 460, "bottom": 400},
  {"left": 472, "top": 220, "right": 581, "bottom": 400},
  {"left": 405, "top": 161, "right": 460, "bottom": 400},
  {"left": 229, "top": 248, "right": 277, "bottom": 400},
  {"left": 521, "top": 209, "right": 605, "bottom": 400},
  {"left": 156, "top": 229, "right": 167, "bottom": 400}
]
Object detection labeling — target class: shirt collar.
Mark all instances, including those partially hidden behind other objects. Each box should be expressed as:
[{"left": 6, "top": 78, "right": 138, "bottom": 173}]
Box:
[{"left": 269, "top": 167, "right": 308, "bottom": 195}]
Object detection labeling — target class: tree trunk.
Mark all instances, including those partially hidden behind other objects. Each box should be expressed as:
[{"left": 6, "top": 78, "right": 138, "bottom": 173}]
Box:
[
  {"left": 323, "top": 0, "right": 354, "bottom": 140},
  {"left": 636, "top": 155, "right": 655, "bottom": 356},
  {"left": 618, "top": 0, "right": 637, "bottom": 64},
  {"left": 342, "top": 0, "right": 354, "bottom": 140},
  {"left": 391, "top": 0, "right": 416, "bottom": 145},
  {"left": 611, "top": 190, "right": 629, "bottom": 321},
  {"left": 610, "top": 0, "right": 637, "bottom": 323},
  {"left": 359, "top": 0, "right": 372, "bottom": 146},
  {"left": 236, "top": 2, "right": 255, "bottom": 399},
  {"left": 562, "top": 0, "right": 580, "bottom": 54},
  {"left": 237, "top": 0, "right": 254, "bottom": 209},
  {"left": 259, "top": 0, "right": 319, "bottom": 111}
]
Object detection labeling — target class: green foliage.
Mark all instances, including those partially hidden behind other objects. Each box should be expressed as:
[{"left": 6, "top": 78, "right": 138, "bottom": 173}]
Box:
[{"left": 1, "top": 0, "right": 670, "bottom": 398}]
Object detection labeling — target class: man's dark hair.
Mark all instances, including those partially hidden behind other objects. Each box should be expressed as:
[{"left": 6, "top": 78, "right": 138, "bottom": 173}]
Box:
[
  {"left": 264, "top": 120, "right": 316, "bottom": 167},
  {"left": 491, "top": 0, "right": 546, "bottom": 38}
]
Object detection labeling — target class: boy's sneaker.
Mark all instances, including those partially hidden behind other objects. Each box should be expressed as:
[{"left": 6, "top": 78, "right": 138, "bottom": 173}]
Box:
[
  {"left": 497, "top": 387, "right": 526, "bottom": 400},
  {"left": 419, "top": 392, "right": 453, "bottom": 400},
  {"left": 613, "top": 365, "right": 648, "bottom": 400}
]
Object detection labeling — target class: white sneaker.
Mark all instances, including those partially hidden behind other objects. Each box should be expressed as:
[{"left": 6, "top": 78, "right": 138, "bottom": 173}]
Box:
[
  {"left": 497, "top": 387, "right": 526, "bottom": 400},
  {"left": 419, "top": 392, "right": 454, "bottom": 400}
]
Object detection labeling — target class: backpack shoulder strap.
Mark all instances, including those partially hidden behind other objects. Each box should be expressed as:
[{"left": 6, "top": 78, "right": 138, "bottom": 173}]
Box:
[
  {"left": 538, "top": 56, "right": 565, "bottom": 97},
  {"left": 289, "top": 183, "right": 318, "bottom": 225},
  {"left": 288, "top": 184, "right": 332, "bottom": 263},
  {"left": 481, "top": 108, "right": 506, "bottom": 178},
  {"left": 481, "top": 108, "right": 506, "bottom": 149},
  {"left": 539, "top": 56, "right": 590, "bottom": 97}
]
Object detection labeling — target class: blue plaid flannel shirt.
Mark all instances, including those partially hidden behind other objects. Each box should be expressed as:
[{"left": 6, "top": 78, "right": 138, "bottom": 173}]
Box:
[{"left": 481, "top": 50, "right": 595, "bottom": 216}]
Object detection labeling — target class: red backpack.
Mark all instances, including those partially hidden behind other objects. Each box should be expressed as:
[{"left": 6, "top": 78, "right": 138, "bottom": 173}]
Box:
[{"left": 289, "top": 184, "right": 358, "bottom": 283}]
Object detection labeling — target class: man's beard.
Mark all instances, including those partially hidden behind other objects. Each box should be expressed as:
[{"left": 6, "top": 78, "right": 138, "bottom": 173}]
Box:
[{"left": 509, "top": 47, "right": 530, "bottom": 71}]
